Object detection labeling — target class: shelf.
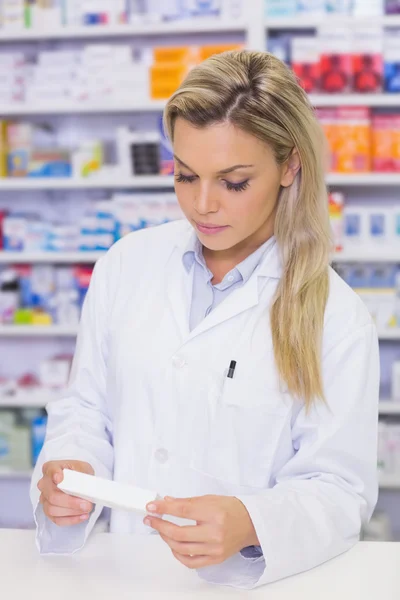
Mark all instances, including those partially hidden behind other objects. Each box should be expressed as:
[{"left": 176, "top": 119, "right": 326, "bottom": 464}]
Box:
[
  {"left": 0, "top": 470, "right": 33, "bottom": 480},
  {"left": 0, "top": 100, "right": 166, "bottom": 116},
  {"left": 0, "top": 390, "right": 60, "bottom": 408},
  {"left": 379, "top": 401, "right": 400, "bottom": 415},
  {"left": 379, "top": 475, "right": 400, "bottom": 490},
  {"left": 266, "top": 15, "right": 400, "bottom": 30},
  {"left": 333, "top": 252, "right": 400, "bottom": 263},
  {"left": 378, "top": 330, "right": 400, "bottom": 341},
  {"left": 0, "top": 251, "right": 105, "bottom": 264},
  {"left": 0, "top": 175, "right": 175, "bottom": 190},
  {"left": 309, "top": 94, "right": 400, "bottom": 107},
  {"left": 0, "top": 19, "right": 246, "bottom": 42},
  {"left": 326, "top": 173, "right": 400, "bottom": 186},
  {"left": 1, "top": 95, "right": 399, "bottom": 115},
  {"left": 3, "top": 174, "right": 400, "bottom": 192},
  {"left": 0, "top": 325, "right": 78, "bottom": 337}
]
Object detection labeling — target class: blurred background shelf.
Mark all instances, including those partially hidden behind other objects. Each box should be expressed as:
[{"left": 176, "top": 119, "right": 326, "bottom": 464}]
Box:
[
  {"left": 0, "top": 176, "right": 175, "bottom": 190},
  {"left": 379, "top": 401, "right": 400, "bottom": 415},
  {"left": 326, "top": 174, "right": 400, "bottom": 186},
  {"left": 0, "top": 101, "right": 167, "bottom": 116},
  {"left": 333, "top": 251, "right": 400, "bottom": 263},
  {"left": 0, "top": 390, "right": 60, "bottom": 408},
  {"left": 0, "top": 326, "right": 79, "bottom": 337},
  {"left": 266, "top": 15, "right": 400, "bottom": 29},
  {"left": 308, "top": 94, "right": 400, "bottom": 107},
  {"left": 0, "top": 470, "right": 33, "bottom": 480},
  {"left": 379, "top": 475, "right": 400, "bottom": 489},
  {"left": 1, "top": 174, "right": 400, "bottom": 191},
  {"left": 0, "top": 20, "right": 247, "bottom": 42},
  {"left": 0, "top": 252, "right": 104, "bottom": 263}
]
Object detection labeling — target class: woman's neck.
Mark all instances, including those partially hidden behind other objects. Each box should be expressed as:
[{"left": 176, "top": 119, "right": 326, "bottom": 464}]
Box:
[{"left": 202, "top": 234, "right": 273, "bottom": 285}]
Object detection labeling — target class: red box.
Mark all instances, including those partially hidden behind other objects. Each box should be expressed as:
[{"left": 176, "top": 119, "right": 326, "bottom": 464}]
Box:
[
  {"left": 353, "top": 54, "right": 383, "bottom": 93},
  {"left": 320, "top": 53, "right": 352, "bottom": 93}
]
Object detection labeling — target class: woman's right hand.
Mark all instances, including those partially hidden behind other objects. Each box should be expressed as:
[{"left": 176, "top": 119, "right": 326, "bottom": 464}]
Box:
[{"left": 37, "top": 460, "right": 95, "bottom": 527}]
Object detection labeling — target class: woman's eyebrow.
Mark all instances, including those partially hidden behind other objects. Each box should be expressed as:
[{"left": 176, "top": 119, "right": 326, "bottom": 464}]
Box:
[{"left": 174, "top": 154, "right": 254, "bottom": 175}]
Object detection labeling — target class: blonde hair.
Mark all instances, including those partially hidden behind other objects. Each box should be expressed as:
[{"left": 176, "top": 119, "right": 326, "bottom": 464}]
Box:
[{"left": 164, "top": 50, "right": 332, "bottom": 408}]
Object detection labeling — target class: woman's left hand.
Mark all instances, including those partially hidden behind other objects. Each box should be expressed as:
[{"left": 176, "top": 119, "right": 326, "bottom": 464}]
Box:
[{"left": 143, "top": 495, "right": 259, "bottom": 569}]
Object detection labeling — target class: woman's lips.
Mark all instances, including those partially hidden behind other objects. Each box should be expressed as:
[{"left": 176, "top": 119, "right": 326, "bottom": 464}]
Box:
[{"left": 195, "top": 223, "right": 229, "bottom": 235}]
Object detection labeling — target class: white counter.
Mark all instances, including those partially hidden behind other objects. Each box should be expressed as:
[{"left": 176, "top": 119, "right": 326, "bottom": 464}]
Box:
[{"left": 2, "top": 530, "right": 399, "bottom": 599}]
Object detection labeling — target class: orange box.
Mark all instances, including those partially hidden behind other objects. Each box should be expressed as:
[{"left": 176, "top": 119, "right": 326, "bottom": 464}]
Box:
[
  {"left": 372, "top": 115, "right": 394, "bottom": 172},
  {"left": 153, "top": 46, "right": 200, "bottom": 65},
  {"left": 392, "top": 116, "right": 400, "bottom": 172},
  {"left": 200, "top": 44, "right": 243, "bottom": 62},
  {"left": 150, "top": 63, "right": 190, "bottom": 99},
  {"left": 335, "top": 107, "right": 371, "bottom": 173},
  {"left": 317, "top": 108, "right": 340, "bottom": 172}
]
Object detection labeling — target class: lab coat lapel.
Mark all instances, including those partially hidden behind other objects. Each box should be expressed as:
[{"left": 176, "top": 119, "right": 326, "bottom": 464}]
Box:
[
  {"left": 187, "top": 273, "right": 261, "bottom": 340},
  {"left": 186, "top": 241, "right": 282, "bottom": 340},
  {"left": 165, "top": 245, "right": 193, "bottom": 341}
]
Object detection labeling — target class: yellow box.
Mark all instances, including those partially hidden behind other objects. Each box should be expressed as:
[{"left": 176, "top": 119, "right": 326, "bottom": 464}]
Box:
[{"left": 0, "top": 121, "right": 7, "bottom": 177}]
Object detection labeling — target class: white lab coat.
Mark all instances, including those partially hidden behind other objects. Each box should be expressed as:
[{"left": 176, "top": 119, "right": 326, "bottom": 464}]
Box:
[{"left": 31, "top": 219, "right": 380, "bottom": 589}]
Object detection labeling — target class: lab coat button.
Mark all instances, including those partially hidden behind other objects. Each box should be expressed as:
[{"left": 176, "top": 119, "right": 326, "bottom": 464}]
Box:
[
  {"left": 227, "top": 275, "right": 235, "bottom": 282},
  {"left": 155, "top": 448, "right": 169, "bottom": 464},
  {"left": 172, "top": 355, "right": 186, "bottom": 368}
]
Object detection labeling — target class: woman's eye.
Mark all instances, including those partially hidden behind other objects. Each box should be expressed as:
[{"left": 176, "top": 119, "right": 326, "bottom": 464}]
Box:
[
  {"left": 175, "top": 173, "right": 197, "bottom": 184},
  {"left": 225, "top": 179, "right": 250, "bottom": 192}
]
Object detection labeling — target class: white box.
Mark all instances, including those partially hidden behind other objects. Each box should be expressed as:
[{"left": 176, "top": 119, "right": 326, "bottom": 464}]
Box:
[{"left": 58, "top": 469, "right": 158, "bottom": 513}]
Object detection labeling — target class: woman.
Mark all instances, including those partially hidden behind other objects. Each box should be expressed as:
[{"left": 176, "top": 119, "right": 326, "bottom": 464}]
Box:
[{"left": 32, "top": 50, "right": 379, "bottom": 589}]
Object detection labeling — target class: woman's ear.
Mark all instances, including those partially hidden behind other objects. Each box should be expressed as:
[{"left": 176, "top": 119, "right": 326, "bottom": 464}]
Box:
[{"left": 280, "top": 149, "right": 301, "bottom": 187}]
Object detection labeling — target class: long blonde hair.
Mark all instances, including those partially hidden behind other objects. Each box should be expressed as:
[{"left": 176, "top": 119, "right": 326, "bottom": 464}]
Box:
[{"left": 164, "top": 50, "right": 332, "bottom": 408}]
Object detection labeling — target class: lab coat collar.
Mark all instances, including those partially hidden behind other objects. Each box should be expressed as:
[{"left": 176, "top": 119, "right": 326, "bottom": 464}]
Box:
[
  {"left": 167, "top": 222, "right": 283, "bottom": 342},
  {"left": 176, "top": 222, "right": 283, "bottom": 281}
]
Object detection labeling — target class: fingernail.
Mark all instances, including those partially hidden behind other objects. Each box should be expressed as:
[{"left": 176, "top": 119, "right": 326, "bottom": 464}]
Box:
[
  {"left": 147, "top": 503, "right": 157, "bottom": 512},
  {"left": 80, "top": 502, "right": 90, "bottom": 511},
  {"left": 80, "top": 514, "right": 89, "bottom": 521},
  {"left": 144, "top": 517, "right": 151, "bottom": 526}
]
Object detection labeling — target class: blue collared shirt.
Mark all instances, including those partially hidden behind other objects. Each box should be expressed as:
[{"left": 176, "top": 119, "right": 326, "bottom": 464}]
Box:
[{"left": 182, "top": 234, "right": 276, "bottom": 332}]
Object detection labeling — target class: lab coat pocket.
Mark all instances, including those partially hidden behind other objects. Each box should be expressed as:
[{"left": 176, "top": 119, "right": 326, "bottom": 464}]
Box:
[{"left": 192, "top": 373, "right": 290, "bottom": 490}]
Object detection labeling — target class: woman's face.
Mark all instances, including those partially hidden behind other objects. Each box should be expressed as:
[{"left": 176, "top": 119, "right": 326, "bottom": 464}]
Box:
[{"left": 172, "top": 118, "right": 298, "bottom": 254}]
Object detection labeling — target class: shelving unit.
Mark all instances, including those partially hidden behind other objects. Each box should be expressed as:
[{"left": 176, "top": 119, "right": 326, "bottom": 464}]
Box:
[
  {"left": 0, "top": 251, "right": 104, "bottom": 264},
  {"left": 308, "top": 94, "right": 400, "bottom": 107},
  {"left": 1, "top": 173, "right": 400, "bottom": 192},
  {"left": 0, "top": 100, "right": 167, "bottom": 116},
  {"left": 266, "top": 15, "right": 400, "bottom": 30},
  {"left": 333, "top": 251, "right": 400, "bottom": 263},
  {"left": 379, "top": 475, "right": 400, "bottom": 490},
  {"left": 0, "top": 19, "right": 247, "bottom": 41},
  {"left": 0, "top": 390, "right": 60, "bottom": 408},
  {"left": 0, "top": 325, "right": 79, "bottom": 337},
  {"left": 0, "top": 470, "right": 33, "bottom": 480},
  {"left": 2, "top": 95, "right": 400, "bottom": 115},
  {"left": 379, "top": 401, "right": 400, "bottom": 415},
  {"left": 0, "top": 249, "right": 399, "bottom": 265},
  {"left": 0, "top": 175, "right": 175, "bottom": 190}
]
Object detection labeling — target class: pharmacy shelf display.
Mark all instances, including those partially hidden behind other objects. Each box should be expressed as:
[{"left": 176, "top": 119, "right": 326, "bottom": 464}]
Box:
[
  {"left": 0, "top": 325, "right": 398, "bottom": 341},
  {"left": 1, "top": 95, "right": 400, "bottom": 116},
  {"left": 0, "top": 252, "right": 104, "bottom": 264},
  {"left": 2, "top": 173, "right": 400, "bottom": 191},
  {"left": 0, "top": 325, "right": 78, "bottom": 337},
  {"left": 0, "top": 250, "right": 399, "bottom": 265},
  {"left": 265, "top": 15, "right": 400, "bottom": 30},
  {"left": 0, "top": 19, "right": 247, "bottom": 42}
]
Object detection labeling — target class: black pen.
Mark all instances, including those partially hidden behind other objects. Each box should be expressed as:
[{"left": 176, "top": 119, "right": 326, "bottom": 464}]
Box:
[{"left": 227, "top": 360, "right": 237, "bottom": 379}]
